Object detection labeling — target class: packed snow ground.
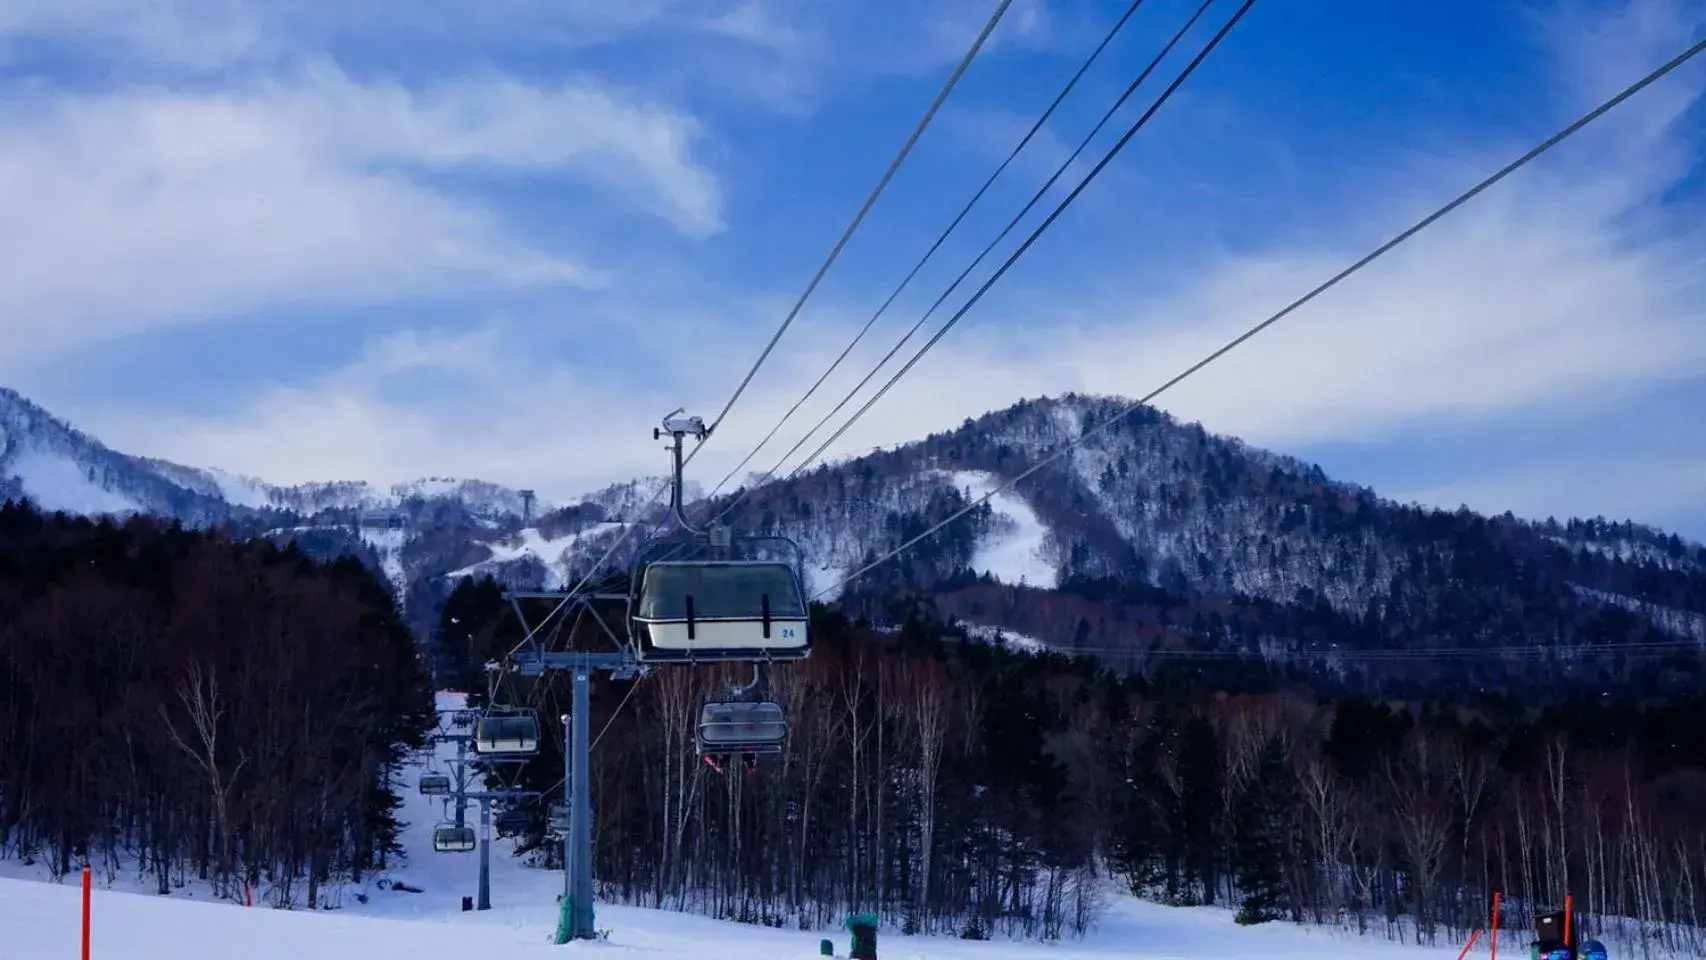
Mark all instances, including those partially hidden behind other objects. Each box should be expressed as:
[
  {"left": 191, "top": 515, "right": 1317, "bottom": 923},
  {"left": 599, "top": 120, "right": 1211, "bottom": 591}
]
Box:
[
  {"left": 445, "top": 522, "right": 625, "bottom": 588},
  {"left": 5, "top": 445, "right": 141, "bottom": 515},
  {"left": 361, "top": 525, "right": 411, "bottom": 593},
  {"left": 949, "top": 470, "right": 1059, "bottom": 589},
  {"left": 0, "top": 692, "right": 1491, "bottom": 959},
  {"left": 0, "top": 876, "right": 1496, "bottom": 960},
  {"left": 960, "top": 621, "right": 1050, "bottom": 652}
]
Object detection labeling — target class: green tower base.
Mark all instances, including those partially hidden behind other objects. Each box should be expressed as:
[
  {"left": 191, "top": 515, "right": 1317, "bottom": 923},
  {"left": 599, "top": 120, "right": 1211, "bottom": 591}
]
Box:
[
  {"left": 553, "top": 896, "right": 596, "bottom": 944},
  {"left": 554, "top": 897, "right": 574, "bottom": 945}
]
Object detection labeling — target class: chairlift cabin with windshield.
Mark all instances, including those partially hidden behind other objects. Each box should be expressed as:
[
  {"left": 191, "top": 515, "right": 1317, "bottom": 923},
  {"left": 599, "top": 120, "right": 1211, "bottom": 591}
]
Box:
[
  {"left": 432, "top": 823, "right": 476, "bottom": 853},
  {"left": 418, "top": 772, "right": 452, "bottom": 796},
  {"left": 474, "top": 712, "right": 540, "bottom": 756},
  {"left": 631, "top": 558, "right": 811, "bottom": 663}
]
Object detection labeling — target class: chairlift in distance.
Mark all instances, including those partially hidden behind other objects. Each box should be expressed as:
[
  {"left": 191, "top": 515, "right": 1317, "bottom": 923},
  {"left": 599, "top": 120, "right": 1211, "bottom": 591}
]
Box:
[
  {"left": 432, "top": 821, "right": 476, "bottom": 853},
  {"left": 418, "top": 771, "right": 452, "bottom": 796},
  {"left": 474, "top": 708, "right": 541, "bottom": 757},
  {"left": 697, "top": 699, "right": 788, "bottom": 757},
  {"left": 694, "top": 661, "right": 790, "bottom": 776},
  {"left": 493, "top": 808, "right": 531, "bottom": 837}
]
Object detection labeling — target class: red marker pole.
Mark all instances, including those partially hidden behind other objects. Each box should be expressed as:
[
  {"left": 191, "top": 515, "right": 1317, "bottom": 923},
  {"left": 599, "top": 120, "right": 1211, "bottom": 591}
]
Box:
[
  {"left": 1454, "top": 928, "right": 1483, "bottom": 960},
  {"left": 1564, "top": 894, "right": 1574, "bottom": 952},
  {"left": 80, "top": 865, "right": 92, "bottom": 960},
  {"left": 1491, "top": 890, "right": 1501, "bottom": 960}
]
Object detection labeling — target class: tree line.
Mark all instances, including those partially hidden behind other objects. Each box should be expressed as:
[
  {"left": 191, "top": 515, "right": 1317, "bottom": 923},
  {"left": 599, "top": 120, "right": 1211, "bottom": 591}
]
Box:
[
  {"left": 4, "top": 487, "right": 1699, "bottom": 955},
  {"left": 0, "top": 499, "right": 433, "bottom": 908},
  {"left": 911, "top": 573, "right": 1702, "bottom": 703},
  {"left": 442, "top": 574, "right": 1706, "bottom": 955}
]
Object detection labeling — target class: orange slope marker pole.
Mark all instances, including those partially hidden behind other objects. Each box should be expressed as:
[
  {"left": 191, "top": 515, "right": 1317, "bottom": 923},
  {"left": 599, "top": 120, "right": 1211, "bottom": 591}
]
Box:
[
  {"left": 1564, "top": 894, "right": 1574, "bottom": 952},
  {"left": 1455, "top": 928, "right": 1484, "bottom": 960},
  {"left": 81, "top": 865, "right": 91, "bottom": 960}
]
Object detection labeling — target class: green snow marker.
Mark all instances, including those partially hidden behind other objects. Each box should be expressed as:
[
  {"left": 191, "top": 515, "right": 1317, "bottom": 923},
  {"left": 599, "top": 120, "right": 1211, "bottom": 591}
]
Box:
[{"left": 554, "top": 896, "right": 573, "bottom": 945}]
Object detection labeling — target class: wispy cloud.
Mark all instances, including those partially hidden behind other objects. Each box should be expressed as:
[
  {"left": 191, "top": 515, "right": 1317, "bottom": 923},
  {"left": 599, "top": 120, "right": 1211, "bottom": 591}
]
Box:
[
  {"left": 0, "top": 0, "right": 262, "bottom": 69},
  {"left": 0, "top": 64, "right": 721, "bottom": 363},
  {"left": 0, "top": 0, "right": 765, "bottom": 70},
  {"left": 0, "top": 0, "right": 1040, "bottom": 105}
]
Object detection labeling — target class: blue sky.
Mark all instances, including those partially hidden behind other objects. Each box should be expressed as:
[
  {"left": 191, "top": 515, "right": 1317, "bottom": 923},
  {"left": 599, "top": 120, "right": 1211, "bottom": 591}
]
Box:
[{"left": 1, "top": 0, "right": 1703, "bottom": 539}]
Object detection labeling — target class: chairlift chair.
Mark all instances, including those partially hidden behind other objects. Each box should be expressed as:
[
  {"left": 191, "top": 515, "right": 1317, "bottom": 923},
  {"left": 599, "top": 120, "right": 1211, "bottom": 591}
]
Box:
[
  {"left": 431, "top": 823, "right": 476, "bottom": 853},
  {"left": 474, "top": 710, "right": 541, "bottom": 756},
  {"left": 630, "top": 544, "right": 812, "bottom": 663},
  {"left": 418, "top": 772, "right": 452, "bottom": 796},
  {"left": 697, "top": 700, "right": 788, "bottom": 757},
  {"left": 494, "top": 808, "right": 531, "bottom": 837},
  {"left": 1532, "top": 907, "right": 1587, "bottom": 960}
]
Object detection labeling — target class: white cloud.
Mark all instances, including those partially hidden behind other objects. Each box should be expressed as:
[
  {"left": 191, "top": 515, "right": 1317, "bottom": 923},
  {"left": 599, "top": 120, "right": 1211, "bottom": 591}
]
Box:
[
  {"left": 0, "top": 0, "right": 262, "bottom": 69},
  {"left": 282, "top": 67, "right": 723, "bottom": 234},
  {"left": 699, "top": 1, "right": 802, "bottom": 51},
  {"left": 1059, "top": 190, "right": 1705, "bottom": 449},
  {"left": 0, "top": 0, "right": 1029, "bottom": 98},
  {"left": 0, "top": 65, "right": 721, "bottom": 364},
  {"left": 286, "top": 0, "right": 785, "bottom": 51},
  {"left": 0, "top": 0, "right": 732, "bottom": 69}
]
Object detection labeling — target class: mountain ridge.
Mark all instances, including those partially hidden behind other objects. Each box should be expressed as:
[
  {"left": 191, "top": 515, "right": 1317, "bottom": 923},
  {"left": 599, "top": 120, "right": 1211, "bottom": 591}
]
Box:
[{"left": 3, "top": 386, "right": 1703, "bottom": 679}]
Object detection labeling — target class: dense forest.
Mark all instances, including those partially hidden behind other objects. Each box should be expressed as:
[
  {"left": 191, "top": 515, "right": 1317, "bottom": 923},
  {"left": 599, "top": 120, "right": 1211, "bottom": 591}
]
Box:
[
  {"left": 441, "top": 574, "right": 1706, "bottom": 956},
  {"left": 0, "top": 499, "right": 434, "bottom": 908},
  {"left": 2, "top": 487, "right": 1703, "bottom": 957},
  {"left": 896, "top": 572, "right": 1705, "bottom": 701}
]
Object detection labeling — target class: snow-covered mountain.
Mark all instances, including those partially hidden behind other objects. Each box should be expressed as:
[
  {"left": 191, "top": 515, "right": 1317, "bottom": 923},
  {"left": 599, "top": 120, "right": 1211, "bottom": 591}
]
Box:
[
  {"left": 4, "top": 386, "right": 1704, "bottom": 660},
  {"left": 0, "top": 388, "right": 237, "bottom": 523}
]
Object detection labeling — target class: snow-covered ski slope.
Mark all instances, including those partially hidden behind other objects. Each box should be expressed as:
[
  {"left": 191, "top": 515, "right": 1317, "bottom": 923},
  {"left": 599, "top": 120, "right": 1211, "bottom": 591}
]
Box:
[
  {"left": 0, "top": 692, "right": 1484, "bottom": 959},
  {"left": 0, "top": 876, "right": 1495, "bottom": 960}
]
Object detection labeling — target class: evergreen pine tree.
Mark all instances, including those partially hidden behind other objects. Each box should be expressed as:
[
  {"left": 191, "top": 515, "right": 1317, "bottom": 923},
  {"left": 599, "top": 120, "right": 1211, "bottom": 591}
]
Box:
[{"left": 1232, "top": 736, "right": 1293, "bottom": 924}]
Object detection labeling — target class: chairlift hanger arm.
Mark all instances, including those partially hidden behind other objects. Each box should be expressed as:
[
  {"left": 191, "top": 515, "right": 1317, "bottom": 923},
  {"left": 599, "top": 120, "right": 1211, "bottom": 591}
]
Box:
[
  {"left": 657, "top": 410, "right": 708, "bottom": 536},
  {"left": 729, "top": 662, "right": 763, "bottom": 698},
  {"left": 657, "top": 408, "right": 709, "bottom": 440}
]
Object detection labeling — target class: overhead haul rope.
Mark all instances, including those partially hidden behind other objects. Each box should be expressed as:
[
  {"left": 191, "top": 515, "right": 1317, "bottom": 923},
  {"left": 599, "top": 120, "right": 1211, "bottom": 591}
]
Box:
[
  {"left": 702, "top": 0, "right": 1158, "bottom": 507},
  {"left": 695, "top": 0, "right": 1020, "bottom": 454},
  {"left": 714, "top": 0, "right": 1240, "bottom": 523}
]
